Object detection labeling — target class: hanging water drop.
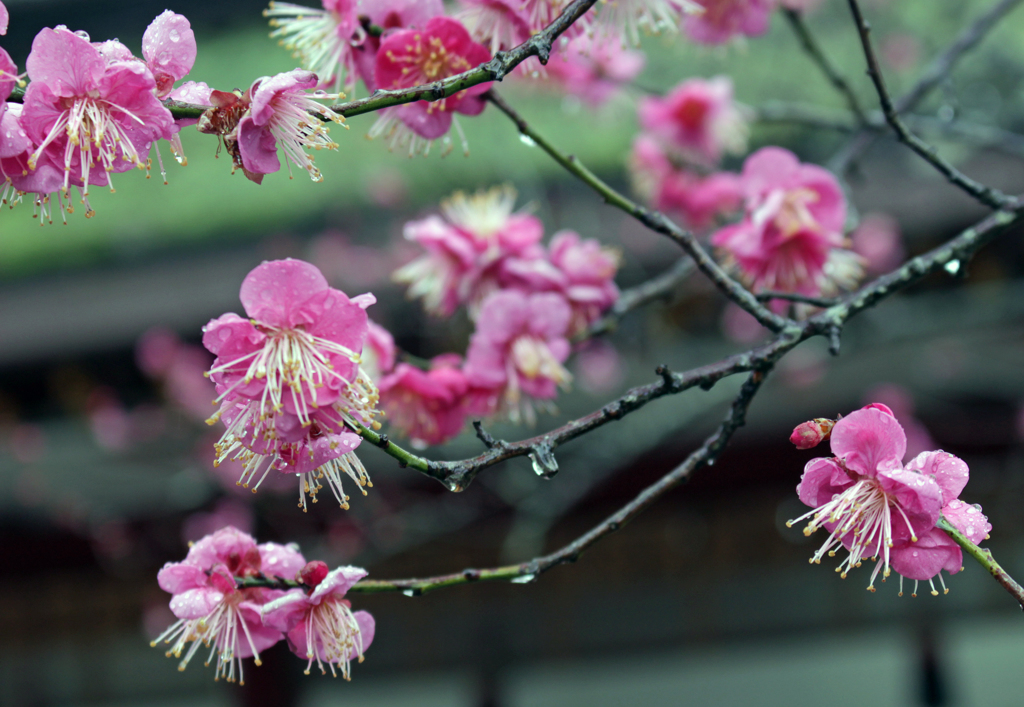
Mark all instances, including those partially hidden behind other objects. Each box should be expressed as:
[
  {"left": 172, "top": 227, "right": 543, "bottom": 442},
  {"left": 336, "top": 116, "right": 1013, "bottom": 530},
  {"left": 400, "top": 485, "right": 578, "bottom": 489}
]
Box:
[
  {"left": 519, "top": 134, "right": 537, "bottom": 148},
  {"left": 511, "top": 573, "right": 536, "bottom": 584},
  {"left": 944, "top": 259, "right": 961, "bottom": 275},
  {"left": 529, "top": 445, "right": 558, "bottom": 478},
  {"left": 402, "top": 589, "right": 416, "bottom": 597}
]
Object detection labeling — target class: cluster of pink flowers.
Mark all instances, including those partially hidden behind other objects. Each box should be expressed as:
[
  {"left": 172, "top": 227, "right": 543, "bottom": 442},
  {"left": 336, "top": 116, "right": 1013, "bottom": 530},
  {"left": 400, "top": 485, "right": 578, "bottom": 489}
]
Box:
[
  {"left": 377, "top": 186, "right": 620, "bottom": 442},
  {"left": 710, "top": 147, "right": 864, "bottom": 305},
  {"left": 630, "top": 76, "right": 748, "bottom": 230},
  {"left": 153, "top": 526, "right": 374, "bottom": 682},
  {"left": 203, "top": 258, "right": 381, "bottom": 511},
  {"left": 790, "top": 404, "right": 991, "bottom": 596}
]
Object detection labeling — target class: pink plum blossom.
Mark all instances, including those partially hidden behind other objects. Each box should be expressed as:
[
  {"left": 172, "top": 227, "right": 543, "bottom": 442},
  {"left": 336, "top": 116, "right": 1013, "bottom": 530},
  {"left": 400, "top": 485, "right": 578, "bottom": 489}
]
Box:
[
  {"left": 545, "top": 34, "right": 646, "bottom": 107},
  {"left": 629, "top": 136, "right": 742, "bottom": 230},
  {"left": 369, "top": 17, "right": 491, "bottom": 155},
  {"left": 203, "top": 259, "right": 380, "bottom": 509},
  {"left": 379, "top": 355, "right": 469, "bottom": 447},
  {"left": 684, "top": 0, "right": 775, "bottom": 45},
  {"left": 394, "top": 185, "right": 545, "bottom": 318},
  {"left": 711, "top": 147, "right": 863, "bottom": 303},
  {"left": 458, "top": 0, "right": 532, "bottom": 56},
  {"left": 463, "top": 290, "right": 573, "bottom": 424},
  {"left": 237, "top": 70, "right": 346, "bottom": 183},
  {"left": 791, "top": 405, "right": 989, "bottom": 596},
  {"left": 152, "top": 526, "right": 306, "bottom": 683},
  {"left": 593, "top": 0, "right": 703, "bottom": 46},
  {"left": 352, "top": 0, "right": 445, "bottom": 89},
  {"left": 501, "top": 230, "right": 622, "bottom": 336},
  {"left": 266, "top": 0, "right": 362, "bottom": 90},
  {"left": 638, "top": 76, "right": 748, "bottom": 166},
  {"left": 21, "top": 26, "right": 174, "bottom": 206},
  {"left": 0, "top": 2, "right": 7, "bottom": 35},
  {"left": 261, "top": 562, "right": 374, "bottom": 678}
]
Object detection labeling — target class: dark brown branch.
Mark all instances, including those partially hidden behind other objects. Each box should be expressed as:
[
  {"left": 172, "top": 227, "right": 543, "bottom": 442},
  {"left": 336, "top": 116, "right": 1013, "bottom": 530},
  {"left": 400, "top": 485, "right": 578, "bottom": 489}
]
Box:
[
  {"left": 831, "top": 0, "right": 1024, "bottom": 173},
  {"left": 783, "top": 9, "right": 869, "bottom": 125},
  {"left": 845, "top": 0, "right": 1013, "bottom": 209},
  {"left": 484, "top": 90, "right": 790, "bottom": 333},
  {"left": 756, "top": 291, "right": 840, "bottom": 308},
  {"left": 347, "top": 370, "right": 770, "bottom": 595}
]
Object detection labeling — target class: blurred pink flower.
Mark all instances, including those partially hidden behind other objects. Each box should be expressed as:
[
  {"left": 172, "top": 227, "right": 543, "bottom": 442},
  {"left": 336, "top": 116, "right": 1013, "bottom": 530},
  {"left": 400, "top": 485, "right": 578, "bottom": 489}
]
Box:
[
  {"left": 379, "top": 356, "right": 469, "bottom": 447},
  {"left": 573, "top": 340, "right": 625, "bottom": 394},
  {"left": 638, "top": 76, "right": 748, "bottom": 166},
  {"left": 364, "top": 320, "right": 398, "bottom": 381},
  {"left": 545, "top": 34, "right": 646, "bottom": 106},
  {"left": 394, "top": 185, "right": 544, "bottom": 318},
  {"left": 352, "top": 0, "right": 445, "bottom": 89},
  {"left": 458, "top": 0, "right": 531, "bottom": 55},
  {"left": 711, "top": 147, "right": 862, "bottom": 304},
  {"left": 850, "top": 213, "right": 905, "bottom": 275},
  {"left": 463, "top": 290, "right": 573, "bottom": 424},
  {"left": 684, "top": 0, "right": 774, "bottom": 45},
  {"left": 154, "top": 526, "right": 306, "bottom": 682},
  {"left": 369, "top": 17, "right": 491, "bottom": 154},
  {"left": 593, "top": 0, "right": 702, "bottom": 45},
  {"left": 261, "top": 563, "right": 374, "bottom": 678},
  {"left": 181, "top": 498, "right": 255, "bottom": 544},
  {"left": 0, "top": 2, "right": 7, "bottom": 35}
]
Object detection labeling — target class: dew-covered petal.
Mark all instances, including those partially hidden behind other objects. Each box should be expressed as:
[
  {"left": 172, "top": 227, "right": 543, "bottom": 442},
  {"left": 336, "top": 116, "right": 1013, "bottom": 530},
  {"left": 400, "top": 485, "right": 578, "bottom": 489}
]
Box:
[
  {"left": 157, "top": 561, "right": 207, "bottom": 594},
  {"left": 942, "top": 499, "right": 991, "bottom": 545},
  {"left": 796, "top": 456, "right": 853, "bottom": 508},
  {"left": 829, "top": 407, "right": 907, "bottom": 477},
  {"left": 142, "top": 11, "right": 197, "bottom": 83},
  {"left": 890, "top": 526, "right": 962, "bottom": 580},
  {"left": 169, "top": 587, "right": 224, "bottom": 620},
  {"left": 310, "top": 565, "right": 368, "bottom": 603},
  {"left": 258, "top": 541, "right": 307, "bottom": 580},
  {"left": 906, "top": 450, "right": 969, "bottom": 506},
  {"left": 239, "top": 259, "right": 330, "bottom": 328}
]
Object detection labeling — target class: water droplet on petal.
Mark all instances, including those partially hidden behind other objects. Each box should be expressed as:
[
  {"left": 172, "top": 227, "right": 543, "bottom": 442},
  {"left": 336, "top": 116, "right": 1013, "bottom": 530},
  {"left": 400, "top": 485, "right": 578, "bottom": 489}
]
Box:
[{"left": 169, "top": 29, "right": 181, "bottom": 42}]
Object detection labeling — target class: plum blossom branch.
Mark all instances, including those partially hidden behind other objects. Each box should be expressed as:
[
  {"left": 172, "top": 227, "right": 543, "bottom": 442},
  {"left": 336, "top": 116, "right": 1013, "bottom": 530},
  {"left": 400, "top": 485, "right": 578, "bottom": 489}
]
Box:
[
  {"left": 782, "top": 9, "right": 868, "bottom": 126},
  {"left": 755, "top": 291, "right": 840, "bottom": 308},
  {"left": 845, "top": 0, "right": 1014, "bottom": 210},
  {"left": 483, "top": 90, "right": 789, "bottom": 333},
  {"left": 831, "top": 0, "right": 1024, "bottom": 174},
  {"left": 346, "top": 371, "right": 770, "bottom": 595},
  {"left": 937, "top": 517, "right": 1024, "bottom": 610}
]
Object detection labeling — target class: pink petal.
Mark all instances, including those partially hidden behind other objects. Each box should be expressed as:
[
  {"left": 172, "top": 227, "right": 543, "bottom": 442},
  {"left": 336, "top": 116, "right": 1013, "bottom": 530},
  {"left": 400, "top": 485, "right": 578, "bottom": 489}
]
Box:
[
  {"left": 941, "top": 498, "right": 991, "bottom": 545},
  {"left": 237, "top": 116, "right": 280, "bottom": 177},
  {"left": 0, "top": 2, "right": 7, "bottom": 35},
  {"left": 234, "top": 603, "right": 285, "bottom": 657},
  {"left": 352, "top": 610, "right": 375, "bottom": 657},
  {"left": 239, "top": 259, "right": 330, "bottom": 328},
  {"left": 260, "top": 589, "right": 311, "bottom": 633},
  {"left": 829, "top": 407, "right": 907, "bottom": 478},
  {"left": 906, "top": 450, "right": 969, "bottom": 506},
  {"left": 142, "top": 11, "right": 196, "bottom": 83},
  {"left": 876, "top": 466, "right": 943, "bottom": 530},
  {"left": 796, "top": 457, "right": 853, "bottom": 508},
  {"left": 890, "top": 527, "right": 962, "bottom": 581},
  {"left": 26, "top": 27, "right": 105, "bottom": 98},
  {"left": 527, "top": 292, "right": 572, "bottom": 339},
  {"left": 169, "top": 587, "right": 224, "bottom": 620},
  {"left": 157, "top": 561, "right": 207, "bottom": 594},
  {"left": 258, "top": 541, "right": 307, "bottom": 580},
  {"left": 309, "top": 566, "right": 368, "bottom": 603}
]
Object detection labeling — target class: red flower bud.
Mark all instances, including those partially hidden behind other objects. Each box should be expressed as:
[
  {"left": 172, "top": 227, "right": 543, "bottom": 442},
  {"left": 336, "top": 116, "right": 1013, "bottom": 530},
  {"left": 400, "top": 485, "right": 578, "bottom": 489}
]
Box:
[
  {"left": 298, "top": 560, "right": 329, "bottom": 588},
  {"left": 790, "top": 418, "right": 836, "bottom": 449}
]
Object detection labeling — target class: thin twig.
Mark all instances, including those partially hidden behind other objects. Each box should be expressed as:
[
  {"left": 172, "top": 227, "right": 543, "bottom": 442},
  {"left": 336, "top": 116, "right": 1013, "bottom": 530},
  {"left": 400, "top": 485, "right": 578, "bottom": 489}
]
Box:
[
  {"left": 845, "top": 0, "right": 1013, "bottom": 209},
  {"left": 783, "top": 9, "right": 869, "bottom": 125},
  {"left": 756, "top": 291, "right": 840, "bottom": 308},
  {"left": 485, "top": 90, "right": 789, "bottom": 333},
  {"left": 831, "top": 0, "right": 1024, "bottom": 173},
  {"left": 938, "top": 517, "right": 1024, "bottom": 610},
  {"left": 582, "top": 257, "right": 696, "bottom": 340}
]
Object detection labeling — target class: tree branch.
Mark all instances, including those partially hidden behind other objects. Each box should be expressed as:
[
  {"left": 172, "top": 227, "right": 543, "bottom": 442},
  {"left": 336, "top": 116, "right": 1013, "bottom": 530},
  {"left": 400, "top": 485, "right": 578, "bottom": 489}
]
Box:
[
  {"left": 783, "top": 9, "right": 868, "bottom": 125},
  {"left": 845, "top": 0, "right": 1013, "bottom": 209},
  {"left": 831, "top": 0, "right": 1024, "bottom": 174},
  {"left": 345, "top": 370, "right": 770, "bottom": 595},
  {"left": 938, "top": 517, "right": 1024, "bottom": 610},
  {"left": 484, "top": 90, "right": 790, "bottom": 333}
]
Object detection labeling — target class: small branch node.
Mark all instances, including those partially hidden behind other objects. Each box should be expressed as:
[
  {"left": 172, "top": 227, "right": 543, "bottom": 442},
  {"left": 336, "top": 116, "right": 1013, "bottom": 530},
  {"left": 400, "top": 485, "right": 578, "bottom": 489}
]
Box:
[
  {"left": 374, "top": 433, "right": 390, "bottom": 449},
  {"left": 473, "top": 420, "right": 507, "bottom": 450}
]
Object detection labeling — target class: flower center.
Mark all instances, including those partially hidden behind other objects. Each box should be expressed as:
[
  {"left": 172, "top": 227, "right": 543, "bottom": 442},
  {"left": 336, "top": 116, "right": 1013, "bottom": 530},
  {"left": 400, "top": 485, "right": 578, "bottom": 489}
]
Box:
[
  {"left": 302, "top": 596, "right": 365, "bottom": 678},
  {"left": 511, "top": 336, "right": 570, "bottom": 385}
]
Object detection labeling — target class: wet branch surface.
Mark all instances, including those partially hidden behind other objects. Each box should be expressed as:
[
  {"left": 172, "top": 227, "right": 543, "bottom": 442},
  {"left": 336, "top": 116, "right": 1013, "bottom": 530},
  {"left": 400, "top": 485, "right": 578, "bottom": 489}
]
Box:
[{"left": 844, "top": 0, "right": 1014, "bottom": 209}]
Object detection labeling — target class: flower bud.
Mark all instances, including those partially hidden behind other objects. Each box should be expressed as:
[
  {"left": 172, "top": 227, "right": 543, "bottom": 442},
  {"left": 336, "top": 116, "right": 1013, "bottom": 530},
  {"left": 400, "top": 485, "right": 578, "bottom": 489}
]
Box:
[
  {"left": 790, "top": 418, "right": 836, "bottom": 449},
  {"left": 298, "top": 560, "right": 330, "bottom": 588}
]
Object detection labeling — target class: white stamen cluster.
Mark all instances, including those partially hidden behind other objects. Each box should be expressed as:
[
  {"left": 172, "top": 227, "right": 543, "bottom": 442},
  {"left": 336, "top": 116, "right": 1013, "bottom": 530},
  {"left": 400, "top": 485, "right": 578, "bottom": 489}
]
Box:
[
  {"left": 301, "top": 597, "right": 367, "bottom": 678},
  {"left": 264, "top": 1, "right": 361, "bottom": 91},
  {"left": 151, "top": 595, "right": 264, "bottom": 685}
]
